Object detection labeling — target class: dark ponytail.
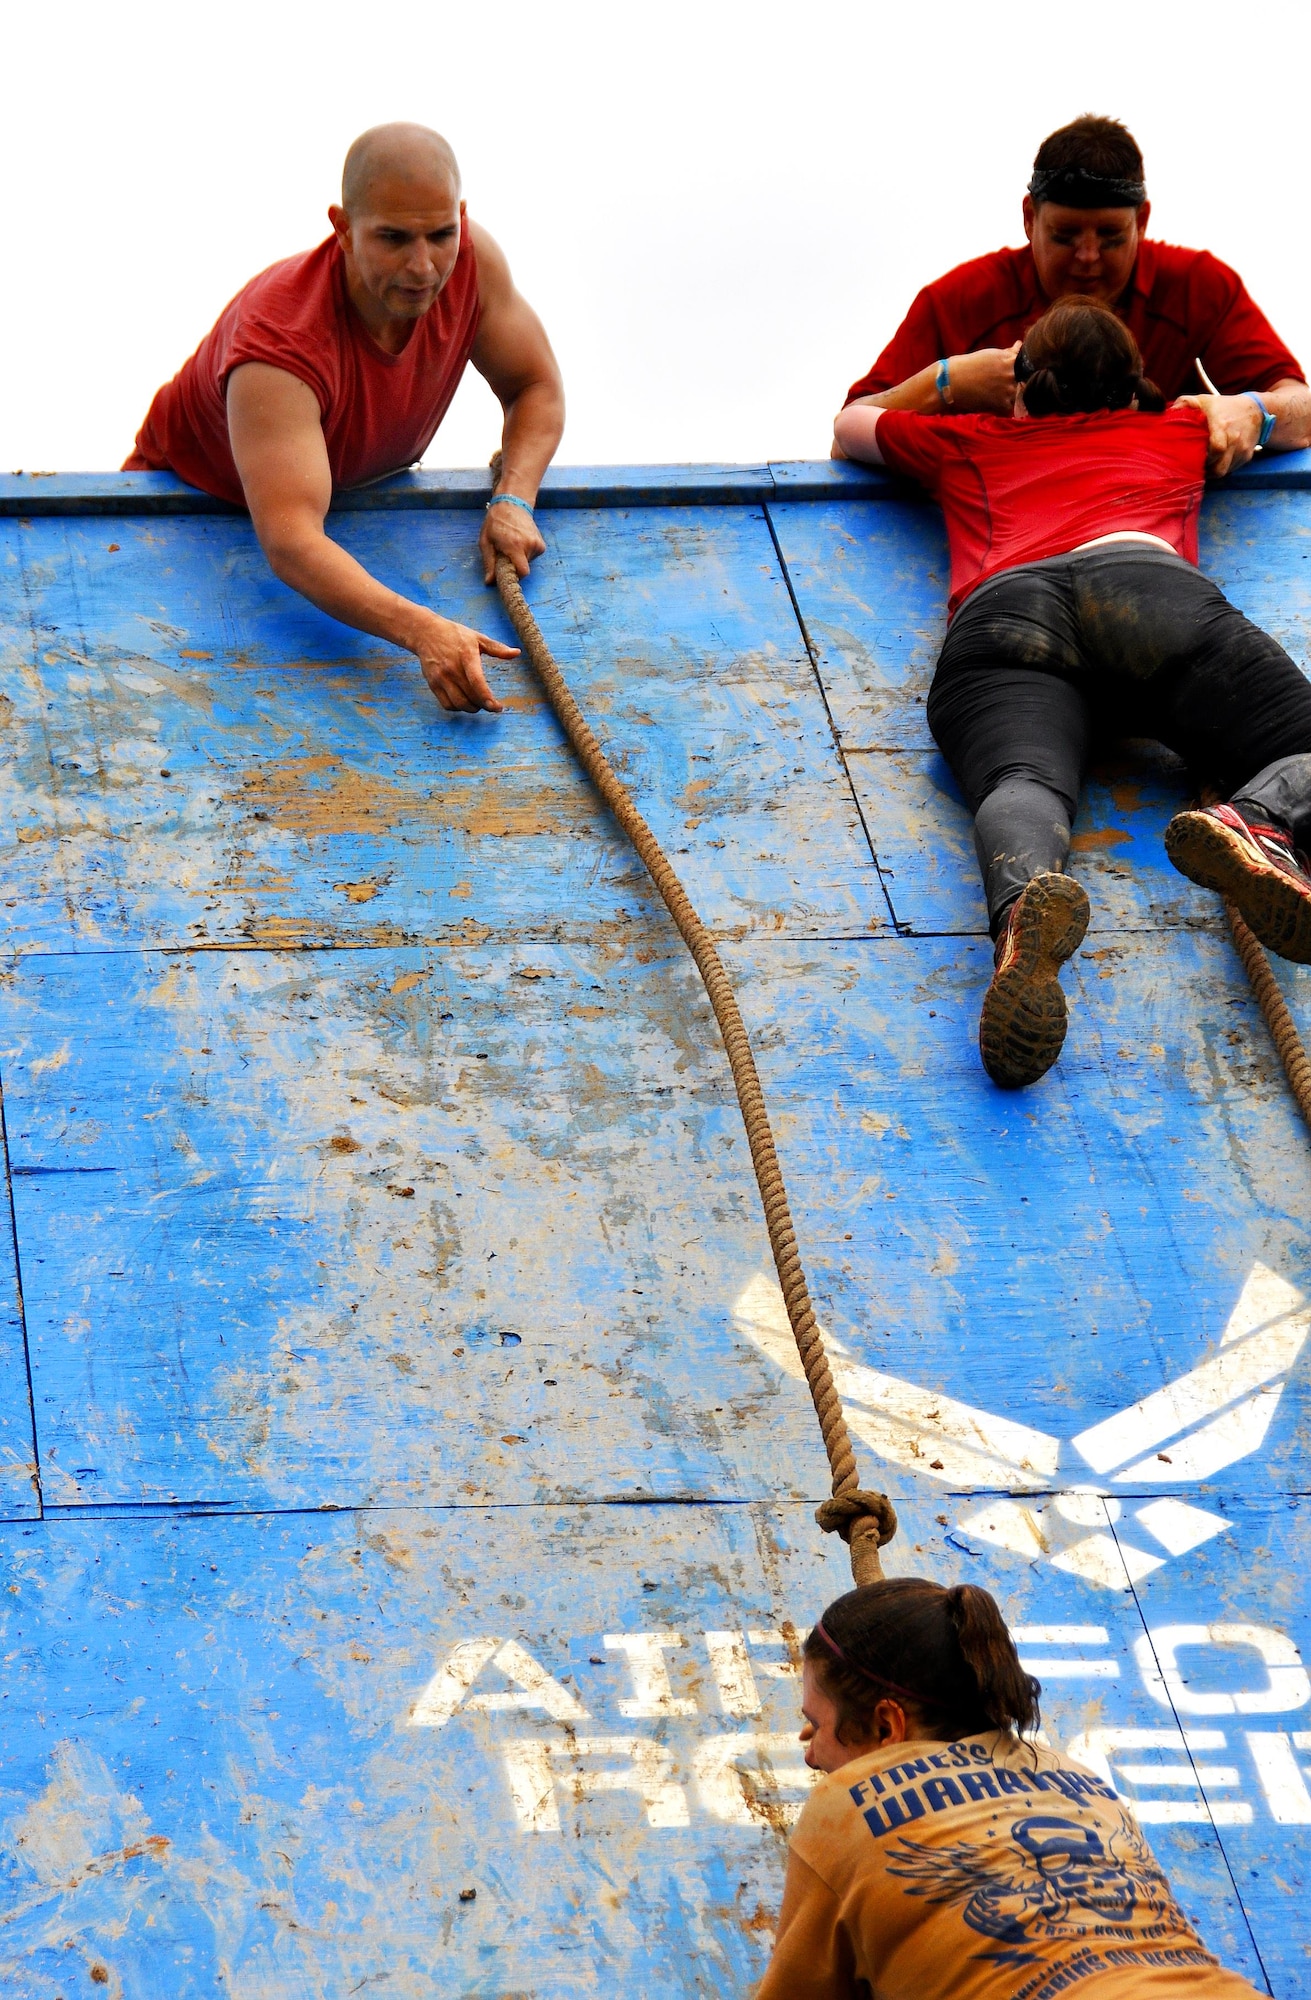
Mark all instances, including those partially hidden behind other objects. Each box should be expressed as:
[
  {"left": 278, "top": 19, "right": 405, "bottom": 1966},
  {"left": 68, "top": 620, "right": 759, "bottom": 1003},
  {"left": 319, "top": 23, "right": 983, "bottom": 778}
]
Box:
[
  {"left": 1018, "top": 295, "right": 1164, "bottom": 417},
  {"left": 804, "top": 1578, "right": 1040, "bottom": 1746},
  {"left": 945, "top": 1584, "right": 1042, "bottom": 1735}
]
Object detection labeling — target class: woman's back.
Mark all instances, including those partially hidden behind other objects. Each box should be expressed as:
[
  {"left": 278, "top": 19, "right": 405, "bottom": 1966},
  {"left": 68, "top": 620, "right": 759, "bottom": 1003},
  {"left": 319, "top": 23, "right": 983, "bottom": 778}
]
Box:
[
  {"left": 762, "top": 1728, "right": 1262, "bottom": 2000},
  {"left": 873, "top": 404, "right": 1209, "bottom": 614}
]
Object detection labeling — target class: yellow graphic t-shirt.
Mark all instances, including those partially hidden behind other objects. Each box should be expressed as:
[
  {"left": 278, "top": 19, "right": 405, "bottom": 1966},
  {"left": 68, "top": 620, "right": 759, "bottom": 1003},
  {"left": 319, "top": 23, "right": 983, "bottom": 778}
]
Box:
[{"left": 757, "top": 1731, "right": 1262, "bottom": 2000}]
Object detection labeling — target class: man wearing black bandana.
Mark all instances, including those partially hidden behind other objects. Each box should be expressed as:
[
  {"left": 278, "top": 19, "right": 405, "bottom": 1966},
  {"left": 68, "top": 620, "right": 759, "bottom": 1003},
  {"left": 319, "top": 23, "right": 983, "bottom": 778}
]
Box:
[{"left": 839, "top": 115, "right": 1310, "bottom": 474}]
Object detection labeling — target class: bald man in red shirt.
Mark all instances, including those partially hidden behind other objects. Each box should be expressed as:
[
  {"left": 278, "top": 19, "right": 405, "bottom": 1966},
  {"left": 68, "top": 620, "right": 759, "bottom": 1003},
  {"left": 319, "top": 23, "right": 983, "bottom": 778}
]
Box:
[
  {"left": 839, "top": 115, "right": 1311, "bottom": 474},
  {"left": 128, "top": 123, "right": 564, "bottom": 714}
]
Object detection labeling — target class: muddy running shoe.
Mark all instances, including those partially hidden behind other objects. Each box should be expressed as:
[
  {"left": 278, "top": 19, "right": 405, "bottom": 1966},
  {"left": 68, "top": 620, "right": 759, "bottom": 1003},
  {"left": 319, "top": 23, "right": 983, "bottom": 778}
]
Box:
[
  {"left": 978, "top": 873, "right": 1091, "bottom": 1090},
  {"left": 1165, "top": 803, "right": 1311, "bottom": 964}
]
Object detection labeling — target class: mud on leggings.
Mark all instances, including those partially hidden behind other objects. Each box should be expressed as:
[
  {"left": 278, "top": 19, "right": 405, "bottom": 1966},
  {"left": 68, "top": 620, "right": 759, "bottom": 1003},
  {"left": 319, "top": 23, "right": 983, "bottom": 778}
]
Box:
[{"left": 924, "top": 545, "right": 1311, "bottom": 933}]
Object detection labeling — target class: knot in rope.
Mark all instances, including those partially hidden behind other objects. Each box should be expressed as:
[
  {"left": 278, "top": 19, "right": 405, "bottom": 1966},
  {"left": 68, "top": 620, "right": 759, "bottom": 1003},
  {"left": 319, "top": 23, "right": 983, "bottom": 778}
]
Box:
[{"left": 815, "top": 1490, "right": 899, "bottom": 1548}]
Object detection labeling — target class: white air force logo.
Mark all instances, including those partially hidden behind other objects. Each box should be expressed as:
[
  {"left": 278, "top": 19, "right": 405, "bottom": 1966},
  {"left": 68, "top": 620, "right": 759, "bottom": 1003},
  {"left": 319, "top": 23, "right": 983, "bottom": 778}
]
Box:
[{"left": 733, "top": 1262, "right": 1309, "bottom": 1591}]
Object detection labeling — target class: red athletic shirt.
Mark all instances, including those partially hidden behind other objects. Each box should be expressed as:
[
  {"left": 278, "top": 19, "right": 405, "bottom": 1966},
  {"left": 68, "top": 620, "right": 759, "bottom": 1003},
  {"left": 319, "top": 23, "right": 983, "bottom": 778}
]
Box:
[
  {"left": 846, "top": 239, "right": 1303, "bottom": 406},
  {"left": 126, "top": 222, "right": 482, "bottom": 506},
  {"left": 874, "top": 404, "right": 1209, "bottom": 615}
]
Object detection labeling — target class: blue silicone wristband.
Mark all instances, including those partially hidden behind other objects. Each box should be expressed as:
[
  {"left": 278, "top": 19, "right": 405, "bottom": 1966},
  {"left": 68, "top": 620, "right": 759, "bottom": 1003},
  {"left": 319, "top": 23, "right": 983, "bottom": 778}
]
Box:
[
  {"left": 486, "top": 492, "right": 536, "bottom": 515},
  {"left": 1244, "top": 391, "right": 1277, "bottom": 449},
  {"left": 935, "top": 358, "right": 953, "bottom": 406}
]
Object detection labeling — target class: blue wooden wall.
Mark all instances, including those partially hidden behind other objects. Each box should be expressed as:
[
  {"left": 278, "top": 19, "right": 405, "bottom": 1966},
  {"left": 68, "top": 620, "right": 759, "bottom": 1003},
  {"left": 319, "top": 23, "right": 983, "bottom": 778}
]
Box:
[{"left": 0, "top": 462, "right": 1309, "bottom": 1995}]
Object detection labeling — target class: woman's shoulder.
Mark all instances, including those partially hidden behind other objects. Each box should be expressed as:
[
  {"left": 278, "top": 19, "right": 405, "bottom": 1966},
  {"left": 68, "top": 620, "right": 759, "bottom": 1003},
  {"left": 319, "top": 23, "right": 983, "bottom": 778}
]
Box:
[
  {"left": 790, "top": 1735, "right": 1006, "bottom": 1863},
  {"left": 798, "top": 1731, "right": 1094, "bottom": 1822},
  {"left": 787, "top": 1752, "right": 891, "bottom": 1891},
  {"left": 795, "top": 1733, "right": 1009, "bottom": 1831}
]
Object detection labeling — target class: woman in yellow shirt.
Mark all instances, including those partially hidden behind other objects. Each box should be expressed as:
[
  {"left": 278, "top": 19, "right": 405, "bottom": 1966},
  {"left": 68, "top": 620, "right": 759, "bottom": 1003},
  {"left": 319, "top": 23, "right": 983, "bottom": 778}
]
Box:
[{"left": 758, "top": 1579, "right": 1262, "bottom": 2000}]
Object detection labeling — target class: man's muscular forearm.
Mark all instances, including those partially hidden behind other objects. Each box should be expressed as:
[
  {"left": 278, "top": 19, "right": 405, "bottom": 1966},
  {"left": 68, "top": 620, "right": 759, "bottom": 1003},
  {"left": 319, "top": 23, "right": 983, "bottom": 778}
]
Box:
[
  {"left": 479, "top": 376, "right": 565, "bottom": 583},
  {"left": 468, "top": 224, "right": 566, "bottom": 584},
  {"left": 264, "top": 521, "right": 449, "bottom": 656},
  {"left": 1263, "top": 379, "right": 1311, "bottom": 451},
  {"left": 491, "top": 377, "right": 565, "bottom": 504},
  {"left": 262, "top": 518, "right": 515, "bottom": 713}
]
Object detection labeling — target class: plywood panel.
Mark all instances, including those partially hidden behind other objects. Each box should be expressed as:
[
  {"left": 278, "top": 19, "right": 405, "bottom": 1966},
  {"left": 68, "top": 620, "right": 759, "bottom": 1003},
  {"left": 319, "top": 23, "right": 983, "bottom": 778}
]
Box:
[
  {"left": 0, "top": 1494, "right": 1271, "bottom": 1997},
  {"left": 1203, "top": 489, "right": 1311, "bottom": 666},
  {"left": 5, "top": 933, "right": 1306, "bottom": 1511},
  {"left": 767, "top": 498, "right": 947, "bottom": 748},
  {"left": 0, "top": 508, "right": 883, "bottom": 953}
]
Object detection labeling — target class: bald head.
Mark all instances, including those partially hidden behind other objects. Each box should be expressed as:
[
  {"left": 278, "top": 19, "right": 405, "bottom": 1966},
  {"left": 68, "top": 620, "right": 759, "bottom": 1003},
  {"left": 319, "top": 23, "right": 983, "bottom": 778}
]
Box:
[{"left": 341, "top": 123, "right": 460, "bottom": 215}]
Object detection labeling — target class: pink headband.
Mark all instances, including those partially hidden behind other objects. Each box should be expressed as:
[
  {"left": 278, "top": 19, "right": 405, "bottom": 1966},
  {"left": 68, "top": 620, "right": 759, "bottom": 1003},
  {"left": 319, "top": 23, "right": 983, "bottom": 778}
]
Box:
[{"left": 813, "top": 1618, "right": 942, "bottom": 1710}]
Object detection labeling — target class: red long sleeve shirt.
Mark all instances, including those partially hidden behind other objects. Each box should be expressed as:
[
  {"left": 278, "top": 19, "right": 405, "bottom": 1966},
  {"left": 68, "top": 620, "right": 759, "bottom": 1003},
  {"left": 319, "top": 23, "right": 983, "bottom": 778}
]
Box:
[{"left": 846, "top": 240, "right": 1302, "bottom": 407}]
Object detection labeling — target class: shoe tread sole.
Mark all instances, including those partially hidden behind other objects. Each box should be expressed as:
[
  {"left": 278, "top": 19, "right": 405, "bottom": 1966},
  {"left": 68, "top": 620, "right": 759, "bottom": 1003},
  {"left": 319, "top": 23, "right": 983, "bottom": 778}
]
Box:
[
  {"left": 1165, "top": 812, "right": 1311, "bottom": 965},
  {"left": 979, "top": 874, "right": 1091, "bottom": 1090}
]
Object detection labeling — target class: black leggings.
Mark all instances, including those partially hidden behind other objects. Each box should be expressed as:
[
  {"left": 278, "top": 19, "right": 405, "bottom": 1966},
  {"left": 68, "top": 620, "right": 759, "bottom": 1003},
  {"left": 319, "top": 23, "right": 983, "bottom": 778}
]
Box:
[{"left": 926, "top": 545, "right": 1311, "bottom": 931}]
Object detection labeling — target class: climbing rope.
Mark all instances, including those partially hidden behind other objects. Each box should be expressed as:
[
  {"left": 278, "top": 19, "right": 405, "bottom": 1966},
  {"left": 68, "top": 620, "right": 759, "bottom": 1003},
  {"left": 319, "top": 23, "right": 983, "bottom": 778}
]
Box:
[
  {"left": 1190, "top": 782, "right": 1311, "bottom": 1131},
  {"left": 1222, "top": 902, "right": 1311, "bottom": 1130},
  {"left": 493, "top": 555, "right": 897, "bottom": 1584}
]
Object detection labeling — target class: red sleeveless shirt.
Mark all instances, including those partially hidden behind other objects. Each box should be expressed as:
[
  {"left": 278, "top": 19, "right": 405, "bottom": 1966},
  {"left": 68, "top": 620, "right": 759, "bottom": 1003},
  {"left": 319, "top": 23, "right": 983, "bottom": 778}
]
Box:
[{"left": 126, "top": 220, "right": 481, "bottom": 505}]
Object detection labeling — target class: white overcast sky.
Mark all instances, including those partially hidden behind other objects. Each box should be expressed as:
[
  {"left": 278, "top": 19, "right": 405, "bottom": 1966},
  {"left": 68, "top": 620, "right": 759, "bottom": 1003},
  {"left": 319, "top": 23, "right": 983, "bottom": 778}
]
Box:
[{"left": 3, "top": 0, "right": 1308, "bottom": 473}]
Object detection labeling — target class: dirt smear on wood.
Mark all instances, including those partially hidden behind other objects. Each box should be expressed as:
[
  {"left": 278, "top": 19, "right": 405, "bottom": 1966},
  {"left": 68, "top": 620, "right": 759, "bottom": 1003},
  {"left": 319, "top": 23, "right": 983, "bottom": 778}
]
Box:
[{"left": 235, "top": 754, "right": 593, "bottom": 842}]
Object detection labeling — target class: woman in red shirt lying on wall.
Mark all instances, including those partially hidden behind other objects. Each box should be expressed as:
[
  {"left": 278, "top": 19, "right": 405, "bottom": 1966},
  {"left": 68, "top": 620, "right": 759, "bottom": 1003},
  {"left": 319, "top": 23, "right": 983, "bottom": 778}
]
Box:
[
  {"left": 757, "top": 1578, "right": 1264, "bottom": 2000},
  {"left": 833, "top": 297, "right": 1311, "bottom": 1090}
]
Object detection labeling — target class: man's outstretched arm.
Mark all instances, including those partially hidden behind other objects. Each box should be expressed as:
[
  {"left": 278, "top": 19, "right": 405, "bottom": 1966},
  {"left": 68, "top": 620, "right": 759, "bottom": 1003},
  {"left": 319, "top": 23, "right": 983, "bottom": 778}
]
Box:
[
  {"left": 226, "top": 362, "right": 516, "bottom": 713},
  {"left": 467, "top": 222, "right": 565, "bottom": 584}
]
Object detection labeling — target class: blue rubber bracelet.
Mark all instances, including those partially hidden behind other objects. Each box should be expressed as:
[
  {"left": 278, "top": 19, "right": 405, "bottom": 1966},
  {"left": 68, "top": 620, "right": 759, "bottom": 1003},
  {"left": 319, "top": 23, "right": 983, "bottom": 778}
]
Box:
[
  {"left": 1244, "top": 391, "right": 1277, "bottom": 450},
  {"left": 935, "top": 358, "right": 953, "bottom": 406},
  {"left": 486, "top": 492, "right": 536, "bottom": 515}
]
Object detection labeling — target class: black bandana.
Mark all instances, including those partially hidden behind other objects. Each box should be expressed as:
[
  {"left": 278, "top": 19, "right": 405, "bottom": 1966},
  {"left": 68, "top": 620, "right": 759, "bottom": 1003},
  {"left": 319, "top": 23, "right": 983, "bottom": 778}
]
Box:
[{"left": 1028, "top": 165, "right": 1146, "bottom": 209}]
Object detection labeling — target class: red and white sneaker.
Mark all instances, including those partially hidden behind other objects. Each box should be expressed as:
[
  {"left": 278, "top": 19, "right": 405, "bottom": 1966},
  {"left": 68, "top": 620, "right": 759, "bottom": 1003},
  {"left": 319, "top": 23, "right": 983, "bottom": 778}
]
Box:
[
  {"left": 1165, "top": 803, "right": 1311, "bottom": 964},
  {"left": 978, "top": 872, "right": 1091, "bottom": 1090}
]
